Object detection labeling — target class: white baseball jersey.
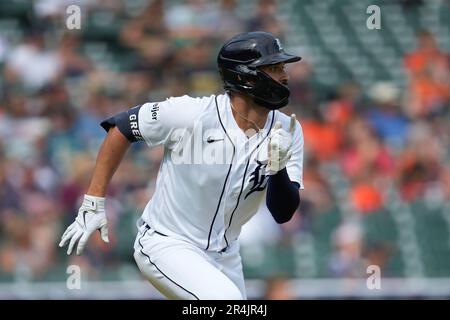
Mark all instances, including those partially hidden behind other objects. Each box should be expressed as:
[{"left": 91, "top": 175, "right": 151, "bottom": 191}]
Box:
[{"left": 133, "top": 93, "right": 304, "bottom": 252}]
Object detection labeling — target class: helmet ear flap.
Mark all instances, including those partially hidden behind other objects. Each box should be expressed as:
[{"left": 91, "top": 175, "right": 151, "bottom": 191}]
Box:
[
  {"left": 219, "top": 66, "right": 257, "bottom": 91},
  {"left": 219, "top": 65, "right": 289, "bottom": 109},
  {"left": 250, "top": 69, "right": 290, "bottom": 109},
  {"left": 237, "top": 74, "right": 257, "bottom": 87}
]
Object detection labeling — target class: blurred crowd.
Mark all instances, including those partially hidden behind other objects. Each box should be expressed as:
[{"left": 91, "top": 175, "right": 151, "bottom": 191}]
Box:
[{"left": 0, "top": 0, "right": 449, "bottom": 291}]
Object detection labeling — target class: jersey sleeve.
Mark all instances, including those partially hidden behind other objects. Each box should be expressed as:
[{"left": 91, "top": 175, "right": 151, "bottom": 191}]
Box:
[
  {"left": 136, "top": 100, "right": 175, "bottom": 147},
  {"left": 286, "top": 120, "right": 305, "bottom": 189},
  {"left": 100, "top": 95, "right": 208, "bottom": 149}
]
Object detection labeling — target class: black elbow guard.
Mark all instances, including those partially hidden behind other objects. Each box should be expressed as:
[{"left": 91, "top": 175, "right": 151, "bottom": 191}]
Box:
[{"left": 100, "top": 105, "right": 144, "bottom": 142}]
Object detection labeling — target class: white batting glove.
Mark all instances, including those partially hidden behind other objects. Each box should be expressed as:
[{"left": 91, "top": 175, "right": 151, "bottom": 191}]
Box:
[
  {"left": 59, "top": 194, "right": 109, "bottom": 255},
  {"left": 267, "top": 114, "right": 296, "bottom": 175}
]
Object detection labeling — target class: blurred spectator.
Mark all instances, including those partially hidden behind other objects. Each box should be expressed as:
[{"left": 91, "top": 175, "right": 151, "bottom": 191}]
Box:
[
  {"left": 301, "top": 112, "right": 342, "bottom": 162},
  {"left": 0, "top": 160, "right": 21, "bottom": 211},
  {"left": 165, "top": 0, "right": 218, "bottom": 41},
  {"left": 350, "top": 179, "right": 384, "bottom": 214},
  {"left": 131, "top": 0, "right": 167, "bottom": 36},
  {"left": 126, "top": 34, "right": 173, "bottom": 81},
  {"left": 57, "top": 33, "right": 91, "bottom": 79},
  {"left": 403, "top": 30, "right": 450, "bottom": 118},
  {"left": 288, "top": 60, "right": 318, "bottom": 111},
  {"left": 120, "top": 0, "right": 169, "bottom": 51},
  {"left": 341, "top": 116, "right": 393, "bottom": 212},
  {"left": 210, "top": 0, "right": 245, "bottom": 41},
  {"left": 398, "top": 121, "right": 449, "bottom": 202},
  {"left": 0, "top": 203, "right": 60, "bottom": 281},
  {"left": 328, "top": 221, "right": 366, "bottom": 278},
  {"left": 341, "top": 117, "right": 394, "bottom": 179},
  {"left": 247, "top": 0, "right": 285, "bottom": 39},
  {"left": 324, "top": 81, "right": 363, "bottom": 131},
  {"left": 46, "top": 105, "right": 84, "bottom": 173},
  {"left": 73, "top": 92, "right": 113, "bottom": 153},
  {"left": 299, "top": 156, "right": 334, "bottom": 216},
  {"left": 4, "top": 29, "right": 62, "bottom": 91},
  {"left": 300, "top": 82, "right": 364, "bottom": 162},
  {"left": 366, "top": 81, "right": 410, "bottom": 150},
  {"left": 175, "top": 37, "right": 219, "bottom": 96}
]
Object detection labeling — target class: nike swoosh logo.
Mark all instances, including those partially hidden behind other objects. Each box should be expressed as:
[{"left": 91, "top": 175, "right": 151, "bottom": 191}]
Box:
[
  {"left": 207, "top": 137, "right": 224, "bottom": 143},
  {"left": 83, "top": 211, "right": 87, "bottom": 228}
]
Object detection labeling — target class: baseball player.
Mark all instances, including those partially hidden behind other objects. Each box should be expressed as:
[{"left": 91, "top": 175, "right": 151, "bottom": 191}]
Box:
[{"left": 59, "top": 31, "right": 304, "bottom": 300}]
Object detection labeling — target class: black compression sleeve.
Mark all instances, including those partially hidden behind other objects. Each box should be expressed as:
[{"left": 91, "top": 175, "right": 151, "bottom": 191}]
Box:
[
  {"left": 100, "top": 105, "right": 144, "bottom": 142},
  {"left": 266, "top": 168, "right": 300, "bottom": 224}
]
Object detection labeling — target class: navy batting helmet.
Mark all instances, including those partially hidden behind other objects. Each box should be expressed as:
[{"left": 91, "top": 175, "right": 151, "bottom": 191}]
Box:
[{"left": 217, "top": 31, "right": 301, "bottom": 110}]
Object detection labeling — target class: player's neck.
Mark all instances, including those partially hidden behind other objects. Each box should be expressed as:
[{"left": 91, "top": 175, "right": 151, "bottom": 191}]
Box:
[{"left": 229, "top": 94, "right": 270, "bottom": 135}]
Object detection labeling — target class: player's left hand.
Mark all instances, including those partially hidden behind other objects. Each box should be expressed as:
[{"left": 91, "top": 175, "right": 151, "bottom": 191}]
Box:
[
  {"left": 59, "top": 194, "right": 109, "bottom": 255},
  {"left": 267, "top": 114, "right": 296, "bottom": 175}
]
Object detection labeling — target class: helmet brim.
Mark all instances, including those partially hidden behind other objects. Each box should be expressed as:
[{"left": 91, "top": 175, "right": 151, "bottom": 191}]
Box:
[{"left": 248, "top": 52, "right": 301, "bottom": 67}]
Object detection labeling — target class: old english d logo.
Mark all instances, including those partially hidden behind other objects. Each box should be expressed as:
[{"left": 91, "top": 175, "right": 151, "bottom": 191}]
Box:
[{"left": 245, "top": 160, "right": 269, "bottom": 199}]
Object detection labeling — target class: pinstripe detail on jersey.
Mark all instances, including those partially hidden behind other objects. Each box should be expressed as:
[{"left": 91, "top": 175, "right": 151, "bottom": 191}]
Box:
[
  {"left": 222, "top": 111, "right": 275, "bottom": 249},
  {"left": 206, "top": 95, "right": 236, "bottom": 251},
  {"left": 138, "top": 225, "right": 200, "bottom": 300},
  {"left": 223, "top": 157, "right": 251, "bottom": 248}
]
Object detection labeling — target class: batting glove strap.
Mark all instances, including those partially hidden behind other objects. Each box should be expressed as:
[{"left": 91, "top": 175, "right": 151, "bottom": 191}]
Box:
[{"left": 82, "top": 194, "right": 105, "bottom": 211}]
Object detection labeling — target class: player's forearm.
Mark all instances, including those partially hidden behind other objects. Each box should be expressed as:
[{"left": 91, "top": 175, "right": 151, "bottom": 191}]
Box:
[
  {"left": 266, "top": 168, "right": 300, "bottom": 224},
  {"left": 86, "top": 127, "right": 131, "bottom": 197}
]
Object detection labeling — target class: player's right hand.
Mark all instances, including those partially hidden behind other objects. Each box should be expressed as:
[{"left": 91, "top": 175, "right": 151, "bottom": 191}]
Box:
[{"left": 59, "top": 194, "right": 109, "bottom": 255}]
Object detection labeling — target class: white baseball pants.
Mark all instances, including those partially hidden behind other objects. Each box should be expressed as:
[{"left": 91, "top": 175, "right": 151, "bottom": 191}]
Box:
[{"left": 133, "top": 219, "right": 246, "bottom": 300}]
